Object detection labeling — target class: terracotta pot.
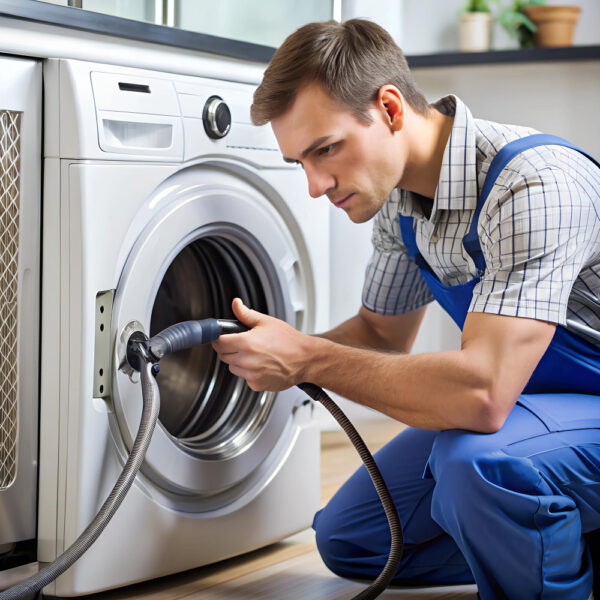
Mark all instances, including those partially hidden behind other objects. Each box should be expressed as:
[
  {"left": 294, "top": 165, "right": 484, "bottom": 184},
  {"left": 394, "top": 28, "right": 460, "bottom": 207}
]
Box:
[
  {"left": 459, "top": 12, "right": 493, "bottom": 52},
  {"left": 523, "top": 5, "right": 581, "bottom": 48}
]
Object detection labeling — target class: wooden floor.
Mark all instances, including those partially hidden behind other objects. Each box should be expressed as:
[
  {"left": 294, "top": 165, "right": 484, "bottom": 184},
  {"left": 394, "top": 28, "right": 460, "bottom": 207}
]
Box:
[{"left": 68, "top": 418, "right": 477, "bottom": 600}]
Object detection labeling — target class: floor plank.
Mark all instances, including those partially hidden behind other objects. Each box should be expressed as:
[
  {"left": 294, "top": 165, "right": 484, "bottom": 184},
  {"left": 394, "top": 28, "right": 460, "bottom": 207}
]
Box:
[{"left": 177, "top": 549, "right": 478, "bottom": 600}]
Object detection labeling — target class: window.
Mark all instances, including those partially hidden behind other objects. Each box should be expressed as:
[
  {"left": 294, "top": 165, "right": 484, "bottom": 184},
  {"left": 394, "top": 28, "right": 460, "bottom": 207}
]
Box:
[{"left": 59, "top": 0, "right": 335, "bottom": 48}]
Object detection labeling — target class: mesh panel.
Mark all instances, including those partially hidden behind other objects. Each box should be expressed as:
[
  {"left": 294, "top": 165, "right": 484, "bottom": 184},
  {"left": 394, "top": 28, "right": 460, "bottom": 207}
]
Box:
[{"left": 0, "top": 111, "right": 21, "bottom": 490}]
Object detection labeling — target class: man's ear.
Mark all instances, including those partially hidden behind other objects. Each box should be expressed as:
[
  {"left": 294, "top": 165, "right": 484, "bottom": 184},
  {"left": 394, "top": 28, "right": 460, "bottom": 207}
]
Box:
[{"left": 377, "top": 85, "right": 404, "bottom": 132}]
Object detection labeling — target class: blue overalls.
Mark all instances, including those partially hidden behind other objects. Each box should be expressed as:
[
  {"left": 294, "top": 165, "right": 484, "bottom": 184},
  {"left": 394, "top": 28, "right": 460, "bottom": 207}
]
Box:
[{"left": 313, "top": 135, "right": 600, "bottom": 599}]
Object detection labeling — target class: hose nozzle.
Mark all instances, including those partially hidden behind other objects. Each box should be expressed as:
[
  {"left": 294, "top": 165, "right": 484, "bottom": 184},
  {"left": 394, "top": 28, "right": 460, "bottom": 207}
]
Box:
[{"left": 125, "top": 319, "right": 248, "bottom": 372}]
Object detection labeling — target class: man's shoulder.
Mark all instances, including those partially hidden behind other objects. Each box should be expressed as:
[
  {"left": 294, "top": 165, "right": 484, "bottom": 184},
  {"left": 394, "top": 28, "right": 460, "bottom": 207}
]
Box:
[
  {"left": 471, "top": 118, "right": 597, "bottom": 190},
  {"left": 472, "top": 118, "right": 539, "bottom": 164}
]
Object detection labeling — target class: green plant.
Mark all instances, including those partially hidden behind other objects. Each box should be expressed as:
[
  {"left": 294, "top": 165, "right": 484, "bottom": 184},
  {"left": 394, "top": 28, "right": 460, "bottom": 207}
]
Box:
[
  {"left": 494, "top": 0, "right": 546, "bottom": 48},
  {"left": 462, "top": 0, "right": 492, "bottom": 13}
]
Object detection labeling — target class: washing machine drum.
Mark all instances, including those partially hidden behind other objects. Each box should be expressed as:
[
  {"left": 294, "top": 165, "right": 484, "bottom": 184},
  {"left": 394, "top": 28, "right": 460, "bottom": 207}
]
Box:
[
  {"left": 151, "top": 236, "right": 269, "bottom": 452},
  {"left": 111, "top": 163, "right": 312, "bottom": 510}
]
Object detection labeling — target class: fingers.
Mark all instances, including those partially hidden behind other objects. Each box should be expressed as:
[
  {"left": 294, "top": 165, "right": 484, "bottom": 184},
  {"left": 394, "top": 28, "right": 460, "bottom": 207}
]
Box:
[
  {"left": 232, "top": 297, "right": 263, "bottom": 329},
  {"left": 215, "top": 349, "right": 257, "bottom": 371},
  {"left": 214, "top": 352, "right": 266, "bottom": 391},
  {"left": 212, "top": 348, "right": 235, "bottom": 363},
  {"left": 226, "top": 362, "right": 250, "bottom": 381},
  {"left": 226, "top": 363, "right": 280, "bottom": 392},
  {"left": 212, "top": 336, "right": 245, "bottom": 354},
  {"left": 213, "top": 299, "right": 264, "bottom": 352}
]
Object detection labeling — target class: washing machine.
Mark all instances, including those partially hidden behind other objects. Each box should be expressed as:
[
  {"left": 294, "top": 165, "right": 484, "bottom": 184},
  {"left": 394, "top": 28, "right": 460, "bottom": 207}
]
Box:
[{"left": 38, "top": 58, "right": 327, "bottom": 597}]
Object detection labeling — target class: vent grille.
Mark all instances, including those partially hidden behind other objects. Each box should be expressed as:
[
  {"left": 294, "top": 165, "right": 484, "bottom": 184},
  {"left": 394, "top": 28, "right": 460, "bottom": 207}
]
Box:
[{"left": 0, "top": 111, "right": 21, "bottom": 490}]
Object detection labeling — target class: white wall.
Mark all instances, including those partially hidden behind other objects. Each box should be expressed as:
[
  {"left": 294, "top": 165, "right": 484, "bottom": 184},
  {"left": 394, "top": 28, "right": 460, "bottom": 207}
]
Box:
[{"left": 413, "top": 60, "right": 600, "bottom": 157}]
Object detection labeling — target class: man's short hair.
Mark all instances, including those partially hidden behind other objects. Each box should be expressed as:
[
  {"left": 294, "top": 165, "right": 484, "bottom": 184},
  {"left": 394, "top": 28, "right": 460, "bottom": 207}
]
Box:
[{"left": 251, "top": 18, "right": 430, "bottom": 127}]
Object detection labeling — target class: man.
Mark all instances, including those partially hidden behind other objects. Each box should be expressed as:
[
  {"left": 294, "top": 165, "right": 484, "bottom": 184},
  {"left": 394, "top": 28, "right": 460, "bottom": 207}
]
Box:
[{"left": 212, "top": 19, "right": 600, "bottom": 600}]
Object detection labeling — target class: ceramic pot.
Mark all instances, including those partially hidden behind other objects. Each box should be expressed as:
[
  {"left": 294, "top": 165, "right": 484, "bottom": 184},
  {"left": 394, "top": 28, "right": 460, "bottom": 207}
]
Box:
[
  {"left": 459, "top": 12, "right": 493, "bottom": 52},
  {"left": 523, "top": 5, "right": 581, "bottom": 47}
]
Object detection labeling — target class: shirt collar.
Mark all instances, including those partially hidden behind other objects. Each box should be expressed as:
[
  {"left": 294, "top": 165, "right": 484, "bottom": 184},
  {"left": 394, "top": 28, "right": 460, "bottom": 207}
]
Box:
[{"left": 397, "top": 95, "right": 478, "bottom": 219}]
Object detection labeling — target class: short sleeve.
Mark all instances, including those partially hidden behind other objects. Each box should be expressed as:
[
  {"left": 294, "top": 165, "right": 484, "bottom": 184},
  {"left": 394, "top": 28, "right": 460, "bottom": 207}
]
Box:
[
  {"left": 362, "top": 195, "right": 434, "bottom": 315},
  {"left": 470, "top": 164, "right": 598, "bottom": 325}
]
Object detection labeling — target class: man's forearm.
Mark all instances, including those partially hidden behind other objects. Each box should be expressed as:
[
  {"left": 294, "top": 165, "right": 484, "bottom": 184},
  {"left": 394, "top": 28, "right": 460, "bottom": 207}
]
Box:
[
  {"left": 215, "top": 302, "right": 553, "bottom": 434},
  {"left": 316, "top": 313, "right": 378, "bottom": 346},
  {"left": 303, "top": 335, "right": 498, "bottom": 432},
  {"left": 317, "top": 306, "right": 426, "bottom": 352}
]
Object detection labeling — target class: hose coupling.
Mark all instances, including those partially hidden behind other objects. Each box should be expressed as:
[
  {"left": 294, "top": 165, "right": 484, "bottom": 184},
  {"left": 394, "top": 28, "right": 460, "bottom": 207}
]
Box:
[{"left": 126, "top": 331, "right": 160, "bottom": 374}]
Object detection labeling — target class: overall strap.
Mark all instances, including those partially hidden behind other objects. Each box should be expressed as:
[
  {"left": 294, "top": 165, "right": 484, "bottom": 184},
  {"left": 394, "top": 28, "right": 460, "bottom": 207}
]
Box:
[
  {"left": 398, "top": 214, "right": 419, "bottom": 259},
  {"left": 398, "top": 214, "right": 431, "bottom": 271},
  {"left": 399, "top": 134, "right": 598, "bottom": 275},
  {"left": 463, "top": 134, "right": 600, "bottom": 273}
]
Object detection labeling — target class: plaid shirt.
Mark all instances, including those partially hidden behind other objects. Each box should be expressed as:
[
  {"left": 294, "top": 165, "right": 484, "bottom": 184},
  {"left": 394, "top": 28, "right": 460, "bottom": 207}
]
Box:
[{"left": 362, "top": 96, "right": 600, "bottom": 346}]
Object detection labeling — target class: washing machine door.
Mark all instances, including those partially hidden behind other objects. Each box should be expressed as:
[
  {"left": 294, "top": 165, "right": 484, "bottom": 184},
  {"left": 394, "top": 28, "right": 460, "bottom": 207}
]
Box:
[{"left": 110, "top": 162, "right": 313, "bottom": 511}]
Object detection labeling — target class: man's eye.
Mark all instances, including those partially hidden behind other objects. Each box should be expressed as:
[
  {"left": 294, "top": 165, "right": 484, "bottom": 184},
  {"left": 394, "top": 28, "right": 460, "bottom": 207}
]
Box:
[{"left": 318, "top": 144, "right": 334, "bottom": 156}]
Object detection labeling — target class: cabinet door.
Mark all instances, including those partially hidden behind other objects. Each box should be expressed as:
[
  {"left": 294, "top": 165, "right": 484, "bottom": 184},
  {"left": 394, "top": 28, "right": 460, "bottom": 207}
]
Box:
[{"left": 0, "top": 56, "right": 41, "bottom": 549}]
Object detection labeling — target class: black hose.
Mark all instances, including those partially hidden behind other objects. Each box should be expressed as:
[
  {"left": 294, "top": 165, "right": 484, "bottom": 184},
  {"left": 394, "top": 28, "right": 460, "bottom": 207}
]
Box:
[
  {"left": 298, "top": 382, "right": 403, "bottom": 599},
  {"left": 0, "top": 361, "right": 161, "bottom": 600}
]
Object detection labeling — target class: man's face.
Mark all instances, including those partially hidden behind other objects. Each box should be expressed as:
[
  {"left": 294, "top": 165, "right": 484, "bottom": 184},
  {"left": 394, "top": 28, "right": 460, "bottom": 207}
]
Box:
[{"left": 271, "top": 83, "right": 404, "bottom": 223}]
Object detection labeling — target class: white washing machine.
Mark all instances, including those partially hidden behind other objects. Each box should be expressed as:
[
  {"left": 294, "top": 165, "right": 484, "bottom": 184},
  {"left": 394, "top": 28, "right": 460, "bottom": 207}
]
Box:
[{"left": 39, "top": 58, "right": 327, "bottom": 597}]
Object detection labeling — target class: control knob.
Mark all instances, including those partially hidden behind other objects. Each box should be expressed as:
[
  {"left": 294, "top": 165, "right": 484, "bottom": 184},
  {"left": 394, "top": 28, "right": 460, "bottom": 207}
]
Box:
[{"left": 202, "top": 96, "right": 231, "bottom": 139}]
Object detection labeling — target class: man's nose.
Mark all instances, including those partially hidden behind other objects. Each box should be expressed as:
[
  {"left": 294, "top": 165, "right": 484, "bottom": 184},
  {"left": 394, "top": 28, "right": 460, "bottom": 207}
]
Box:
[{"left": 304, "top": 165, "right": 335, "bottom": 199}]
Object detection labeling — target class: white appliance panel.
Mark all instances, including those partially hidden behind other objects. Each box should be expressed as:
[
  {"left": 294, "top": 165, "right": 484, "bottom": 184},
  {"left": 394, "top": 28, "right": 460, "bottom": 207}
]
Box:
[{"left": 0, "top": 55, "right": 41, "bottom": 550}]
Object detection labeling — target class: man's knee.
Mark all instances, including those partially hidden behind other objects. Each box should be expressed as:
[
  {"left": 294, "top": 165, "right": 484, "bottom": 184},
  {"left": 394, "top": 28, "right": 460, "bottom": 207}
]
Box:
[
  {"left": 313, "top": 504, "right": 363, "bottom": 577},
  {"left": 312, "top": 472, "right": 396, "bottom": 578}
]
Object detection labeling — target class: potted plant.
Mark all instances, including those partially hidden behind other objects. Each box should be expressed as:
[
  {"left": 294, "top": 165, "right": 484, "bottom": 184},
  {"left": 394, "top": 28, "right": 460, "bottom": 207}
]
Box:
[
  {"left": 523, "top": 4, "right": 581, "bottom": 47},
  {"left": 495, "top": 0, "right": 581, "bottom": 48},
  {"left": 459, "top": 0, "right": 494, "bottom": 52}
]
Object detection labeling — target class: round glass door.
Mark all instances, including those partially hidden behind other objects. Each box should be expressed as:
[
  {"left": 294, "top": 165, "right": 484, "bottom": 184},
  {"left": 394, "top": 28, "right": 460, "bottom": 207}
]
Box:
[
  {"left": 151, "top": 229, "right": 274, "bottom": 460},
  {"left": 110, "top": 163, "right": 312, "bottom": 510}
]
